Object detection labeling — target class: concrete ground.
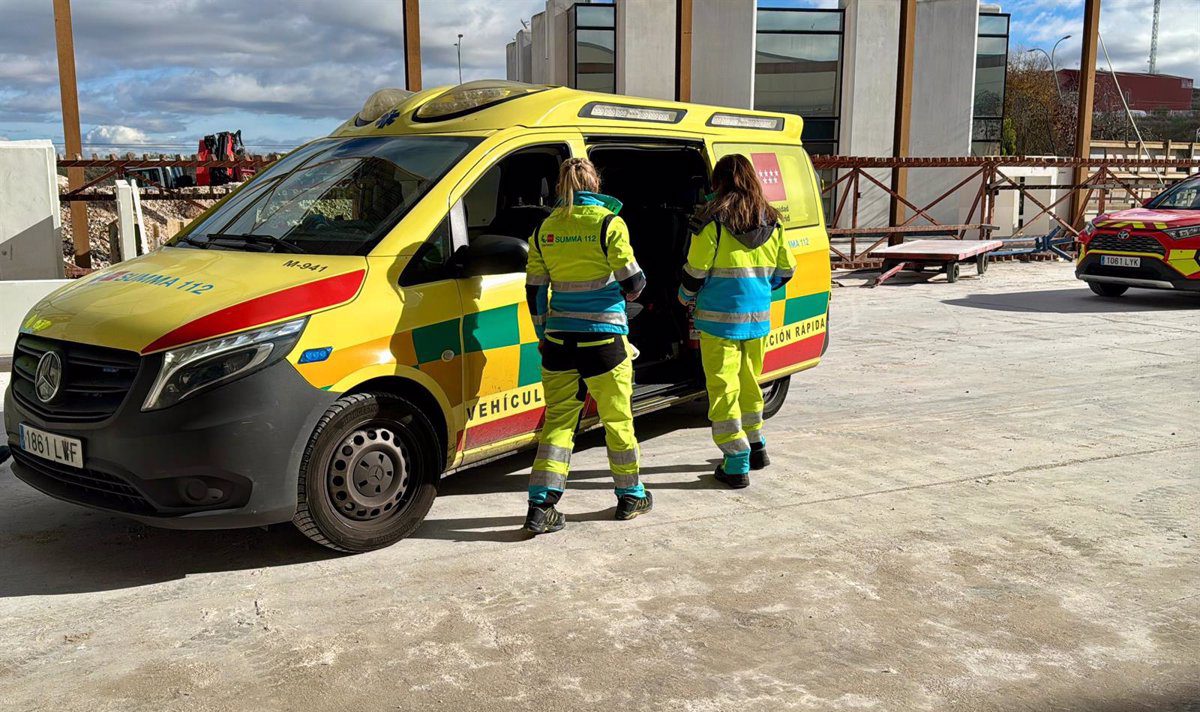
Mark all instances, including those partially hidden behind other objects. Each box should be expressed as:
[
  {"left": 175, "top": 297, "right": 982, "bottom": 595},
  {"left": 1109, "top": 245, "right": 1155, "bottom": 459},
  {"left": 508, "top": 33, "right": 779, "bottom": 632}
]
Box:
[{"left": 0, "top": 262, "right": 1197, "bottom": 712}]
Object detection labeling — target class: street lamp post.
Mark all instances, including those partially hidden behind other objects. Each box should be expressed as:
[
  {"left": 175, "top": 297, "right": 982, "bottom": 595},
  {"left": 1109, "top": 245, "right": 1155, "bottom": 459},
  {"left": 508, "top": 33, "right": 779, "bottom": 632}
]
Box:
[
  {"left": 1028, "top": 35, "right": 1072, "bottom": 103},
  {"left": 455, "top": 33, "right": 464, "bottom": 84}
]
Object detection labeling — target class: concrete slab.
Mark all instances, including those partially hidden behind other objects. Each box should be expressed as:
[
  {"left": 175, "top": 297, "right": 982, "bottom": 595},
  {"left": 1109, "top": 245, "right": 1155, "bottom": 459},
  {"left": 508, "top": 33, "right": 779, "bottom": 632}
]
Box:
[{"left": 0, "top": 262, "right": 1197, "bottom": 711}]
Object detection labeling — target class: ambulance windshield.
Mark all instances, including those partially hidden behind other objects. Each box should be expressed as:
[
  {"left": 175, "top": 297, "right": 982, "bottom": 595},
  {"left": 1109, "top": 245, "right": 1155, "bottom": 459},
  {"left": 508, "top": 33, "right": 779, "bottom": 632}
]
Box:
[{"left": 173, "top": 135, "right": 480, "bottom": 256}]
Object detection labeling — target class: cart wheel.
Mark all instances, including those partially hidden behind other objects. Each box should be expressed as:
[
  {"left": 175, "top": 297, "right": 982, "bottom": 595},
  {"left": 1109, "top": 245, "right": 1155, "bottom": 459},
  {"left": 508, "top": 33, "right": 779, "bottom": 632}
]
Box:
[
  {"left": 945, "top": 262, "right": 960, "bottom": 283},
  {"left": 977, "top": 254, "right": 989, "bottom": 275}
]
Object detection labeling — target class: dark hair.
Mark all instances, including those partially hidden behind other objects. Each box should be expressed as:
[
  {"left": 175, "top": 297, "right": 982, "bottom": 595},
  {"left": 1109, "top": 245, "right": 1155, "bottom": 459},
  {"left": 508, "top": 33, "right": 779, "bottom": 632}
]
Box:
[{"left": 704, "top": 154, "right": 780, "bottom": 233}]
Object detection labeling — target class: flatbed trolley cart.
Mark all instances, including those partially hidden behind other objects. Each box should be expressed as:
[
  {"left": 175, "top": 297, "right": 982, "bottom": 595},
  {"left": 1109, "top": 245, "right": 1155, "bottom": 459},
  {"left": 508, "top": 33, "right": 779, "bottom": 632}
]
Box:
[{"left": 870, "top": 239, "right": 1004, "bottom": 287}]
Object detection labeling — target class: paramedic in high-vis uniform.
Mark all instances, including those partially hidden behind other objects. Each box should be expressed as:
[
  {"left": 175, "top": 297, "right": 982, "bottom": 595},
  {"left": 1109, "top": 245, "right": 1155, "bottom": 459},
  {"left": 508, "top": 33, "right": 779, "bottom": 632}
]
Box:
[
  {"left": 679, "top": 154, "right": 797, "bottom": 489},
  {"left": 523, "top": 157, "right": 652, "bottom": 534}
]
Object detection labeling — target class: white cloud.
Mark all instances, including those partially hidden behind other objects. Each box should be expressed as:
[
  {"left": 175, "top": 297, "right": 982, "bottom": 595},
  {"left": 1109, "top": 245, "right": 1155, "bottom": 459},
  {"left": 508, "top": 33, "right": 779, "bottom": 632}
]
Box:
[
  {"left": 85, "top": 125, "right": 150, "bottom": 145},
  {"left": 1, "top": 0, "right": 1196, "bottom": 146}
]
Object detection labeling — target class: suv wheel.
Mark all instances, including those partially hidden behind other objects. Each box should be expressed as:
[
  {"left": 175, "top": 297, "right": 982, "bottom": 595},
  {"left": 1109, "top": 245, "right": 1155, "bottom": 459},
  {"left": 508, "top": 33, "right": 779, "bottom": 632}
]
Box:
[
  {"left": 1088, "top": 281, "right": 1128, "bottom": 298},
  {"left": 294, "top": 392, "right": 440, "bottom": 552}
]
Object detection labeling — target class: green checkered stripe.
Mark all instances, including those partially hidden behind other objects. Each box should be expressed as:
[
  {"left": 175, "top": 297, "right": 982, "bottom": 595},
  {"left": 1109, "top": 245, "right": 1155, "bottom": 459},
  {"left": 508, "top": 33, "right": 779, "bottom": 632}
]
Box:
[
  {"left": 410, "top": 303, "right": 543, "bottom": 388},
  {"left": 774, "top": 289, "right": 828, "bottom": 325}
]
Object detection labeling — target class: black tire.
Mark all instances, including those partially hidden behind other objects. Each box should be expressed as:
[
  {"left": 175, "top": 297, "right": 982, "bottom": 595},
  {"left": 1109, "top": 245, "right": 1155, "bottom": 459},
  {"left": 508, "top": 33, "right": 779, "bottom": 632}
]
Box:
[
  {"left": 761, "top": 376, "right": 791, "bottom": 420},
  {"left": 293, "top": 392, "right": 440, "bottom": 552},
  {"left": 976, "top": 253, "right": 989, "bottom": 275},
  {"left": 945, "top": 262, "right": 960, "bottom": 283},
  {"left": 1088, "top": 281, "right": 1128, "bottom": 298}
]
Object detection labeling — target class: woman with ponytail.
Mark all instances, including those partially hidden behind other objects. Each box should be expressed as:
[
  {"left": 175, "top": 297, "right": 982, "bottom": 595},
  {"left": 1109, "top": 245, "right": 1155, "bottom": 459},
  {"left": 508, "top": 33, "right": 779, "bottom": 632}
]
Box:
[{"left": 521, "top": 157, "right": 652, "bottom": 534}]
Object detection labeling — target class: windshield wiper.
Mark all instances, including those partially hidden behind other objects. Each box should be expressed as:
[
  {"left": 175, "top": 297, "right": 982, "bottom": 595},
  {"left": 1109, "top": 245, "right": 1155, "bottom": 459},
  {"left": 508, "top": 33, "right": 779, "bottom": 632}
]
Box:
[
  {"left": 204, "top": 233, "right": 304, "bottom": 253},
  {"left": 178, "top": 234, "right": 212, "bottom": 249}
]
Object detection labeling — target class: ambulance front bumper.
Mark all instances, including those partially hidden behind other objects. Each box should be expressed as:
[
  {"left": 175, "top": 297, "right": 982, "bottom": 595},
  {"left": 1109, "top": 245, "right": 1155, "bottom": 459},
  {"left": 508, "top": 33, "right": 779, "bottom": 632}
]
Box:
[{"left": 4, "top": 357, "right": 336, "bottom": 529}]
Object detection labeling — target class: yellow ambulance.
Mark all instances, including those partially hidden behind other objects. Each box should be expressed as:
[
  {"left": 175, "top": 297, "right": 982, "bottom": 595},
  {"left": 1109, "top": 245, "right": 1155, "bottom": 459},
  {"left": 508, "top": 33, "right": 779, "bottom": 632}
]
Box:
[{"left": 4, "top": 81, "right": 831, "bottom": 551}]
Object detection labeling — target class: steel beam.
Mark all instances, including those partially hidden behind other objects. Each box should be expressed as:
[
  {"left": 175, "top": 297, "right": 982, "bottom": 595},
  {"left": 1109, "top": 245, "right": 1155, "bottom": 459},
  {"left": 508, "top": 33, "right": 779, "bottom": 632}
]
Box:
[
  {"left": 53, "top": 0, "right": 90, "bottom": 268},
  {"left": 889, "top": 0, "right": 917, "bottom": 240},
  {"left": 403, "top": 0, "right": 422, "bottom": 91},
  {"left": 1070, "top": 0, "right": 1101, "bottom": 228},
  {"left": 676, "top": 0, "right": 693, "bottom": 102}
]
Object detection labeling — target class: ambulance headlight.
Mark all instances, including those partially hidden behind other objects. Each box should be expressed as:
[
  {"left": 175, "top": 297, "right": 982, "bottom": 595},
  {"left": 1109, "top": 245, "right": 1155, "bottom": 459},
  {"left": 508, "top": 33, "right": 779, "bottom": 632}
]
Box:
[{"left": 142, "top": 318, "right": 307, "bottom": 411}]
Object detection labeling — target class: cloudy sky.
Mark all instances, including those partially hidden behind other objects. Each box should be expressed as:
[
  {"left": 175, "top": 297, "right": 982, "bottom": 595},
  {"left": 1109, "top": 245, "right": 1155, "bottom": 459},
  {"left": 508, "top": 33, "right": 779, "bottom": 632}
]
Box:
[{"left": 0, "top": 0, "right": 1196, "bottom": 151}]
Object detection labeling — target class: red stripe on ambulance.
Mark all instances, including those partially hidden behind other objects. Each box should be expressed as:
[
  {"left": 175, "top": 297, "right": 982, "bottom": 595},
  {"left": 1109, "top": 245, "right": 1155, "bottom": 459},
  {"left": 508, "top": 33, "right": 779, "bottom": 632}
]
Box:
[
  {"left": 763, "top": 332, "right": 824, "bottom": 373},
  {"left": 463, "top": 407, "right": 546, "bottom": 450},
  {"left": 142, "top": 269, "right": 366, "bottom": 354}
]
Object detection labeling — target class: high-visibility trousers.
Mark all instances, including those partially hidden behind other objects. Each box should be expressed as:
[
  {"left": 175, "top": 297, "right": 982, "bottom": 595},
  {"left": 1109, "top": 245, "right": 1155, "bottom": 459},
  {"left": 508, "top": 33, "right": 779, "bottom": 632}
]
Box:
[
  {"left": 528, "top": 333, "right": 641, "bottom": 504},
  {"left": 699, "top": 333, "right": 766, "bottom": 475}
]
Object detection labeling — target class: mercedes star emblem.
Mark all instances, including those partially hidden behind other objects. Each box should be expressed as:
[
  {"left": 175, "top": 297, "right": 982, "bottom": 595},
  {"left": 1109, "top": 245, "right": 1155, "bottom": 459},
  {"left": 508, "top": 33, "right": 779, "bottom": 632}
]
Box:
[{"left": 34, "top": 351, "right": 63, "bottom": 404}]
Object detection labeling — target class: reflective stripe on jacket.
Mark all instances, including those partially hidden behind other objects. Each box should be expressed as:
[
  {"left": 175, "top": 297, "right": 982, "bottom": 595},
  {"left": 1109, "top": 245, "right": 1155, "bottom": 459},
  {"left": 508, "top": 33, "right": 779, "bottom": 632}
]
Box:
[
  {"left": 679, "top": 219, "right": 797, "bottom": 340},
  {"left": 526, "top": 192, "right": 646, "bottom": 338}
]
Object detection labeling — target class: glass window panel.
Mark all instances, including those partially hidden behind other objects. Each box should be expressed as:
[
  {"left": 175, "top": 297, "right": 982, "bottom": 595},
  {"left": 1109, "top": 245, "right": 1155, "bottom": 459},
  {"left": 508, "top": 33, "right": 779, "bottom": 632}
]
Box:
[
  {"left": 575, "top": 28, "right": 615, "bottom": 93},
  {"left": 754, "top": 33, "right": 841, "bottom": 116},
  {"left": 756, "top": 10, "right": 842, "bottom": 32},
  {"left": 974, "top": 35, "right": 1007, "bottom": 118},
  {"left": 972, "top": 117, "right": 1002, "bottom": 141},
  {"left": 576, "top": 5, "right": 614, "bottom": 28},
  {"left": 712, "top": 142, "right": 822, "bottom": 228},
  {"left": 978, "top": 14, "right": 1009, "bottom": 36},
  {"left": 802, "top": 118, "right": 837, "bottom": 142},
  {"left": 972, "top": 141, "right": 1000, "bottom": 157}
]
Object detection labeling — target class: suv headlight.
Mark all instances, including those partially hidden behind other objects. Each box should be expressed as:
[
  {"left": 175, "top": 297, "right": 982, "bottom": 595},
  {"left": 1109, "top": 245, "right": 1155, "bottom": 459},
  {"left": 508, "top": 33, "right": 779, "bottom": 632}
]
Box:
[
  {"left": 1163, "top": 225, "right": 1200, "bottom": 240},
  {"left": 142, "top": 318, "right": 307, "bottom": 411}
]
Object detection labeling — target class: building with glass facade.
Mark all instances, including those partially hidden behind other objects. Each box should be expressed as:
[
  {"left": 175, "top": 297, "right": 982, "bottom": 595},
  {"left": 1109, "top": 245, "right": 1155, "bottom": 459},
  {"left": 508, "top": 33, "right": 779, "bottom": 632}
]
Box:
[{"left": 508, "top": 0, "right": 1006, "bottom": 163}]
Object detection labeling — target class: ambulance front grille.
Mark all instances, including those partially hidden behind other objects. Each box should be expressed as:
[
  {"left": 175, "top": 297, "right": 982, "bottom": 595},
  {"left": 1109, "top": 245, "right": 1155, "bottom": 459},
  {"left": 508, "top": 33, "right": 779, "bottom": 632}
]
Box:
[{"left": 11, "top": 335, "right": 142, "bottom": 423}]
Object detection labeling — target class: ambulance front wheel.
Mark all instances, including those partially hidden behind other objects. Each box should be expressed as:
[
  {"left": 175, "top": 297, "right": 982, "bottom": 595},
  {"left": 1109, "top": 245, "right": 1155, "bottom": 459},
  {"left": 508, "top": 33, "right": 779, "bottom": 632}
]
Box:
[
  {"left": 761, "top": 376, "right": 791, "bottom": 420},
  {"left": 293, "top": 392, "right": 440, "bottom": 552}
]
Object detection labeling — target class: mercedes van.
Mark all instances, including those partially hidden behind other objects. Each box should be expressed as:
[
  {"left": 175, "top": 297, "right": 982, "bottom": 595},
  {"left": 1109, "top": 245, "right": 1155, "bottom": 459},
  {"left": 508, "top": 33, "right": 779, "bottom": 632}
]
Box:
[{"left": 4, "top": 81, "right": 831, "bottom": 551}]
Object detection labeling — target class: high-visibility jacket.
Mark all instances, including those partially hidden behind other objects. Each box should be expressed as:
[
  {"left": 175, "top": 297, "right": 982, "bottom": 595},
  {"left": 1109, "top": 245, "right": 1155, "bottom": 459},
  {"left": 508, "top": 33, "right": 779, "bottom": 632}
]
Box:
[
  {"left": 526, "top": 192, "right": 646, "bottom": 339},
  {"left": 679, "top": 219, "right": 797, "bottom": 340}
]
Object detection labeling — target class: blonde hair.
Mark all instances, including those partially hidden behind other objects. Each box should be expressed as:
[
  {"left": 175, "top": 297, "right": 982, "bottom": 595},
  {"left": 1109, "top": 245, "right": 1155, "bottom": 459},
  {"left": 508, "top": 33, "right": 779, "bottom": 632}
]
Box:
[{"left": 555, "top": 157, "right": 602, "bottom": 215}]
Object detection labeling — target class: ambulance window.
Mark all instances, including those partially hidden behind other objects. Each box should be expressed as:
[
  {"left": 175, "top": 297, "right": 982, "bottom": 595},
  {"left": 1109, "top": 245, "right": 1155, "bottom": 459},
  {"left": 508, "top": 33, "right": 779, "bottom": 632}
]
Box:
[
  {"left": 711, "top": 143, "right": 821, "bottom": 229},
  {"left": 462, "top": 143, "right": 569, "bottom": 245},
  {"left": 173, "top": 135, "right": 480, "bottom": 256},
  {"left": 399, "top": 216, "right": 454, "bottom": 286}
]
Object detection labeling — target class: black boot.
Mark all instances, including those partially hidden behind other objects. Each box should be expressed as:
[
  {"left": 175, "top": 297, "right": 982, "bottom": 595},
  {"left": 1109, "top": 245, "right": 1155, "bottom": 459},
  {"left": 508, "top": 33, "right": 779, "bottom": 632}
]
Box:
[
  {"left": 714, "top": 464, "right": 750, "bottom": 489},
  {"left": 524, "top": 504, "right": 566, "bottom": 534},
  {"left": 615, "top": 489, "right": 654, "bottom": 520},
  {"left": 750, "top": 442, "right": 770, "bottom": 470}
]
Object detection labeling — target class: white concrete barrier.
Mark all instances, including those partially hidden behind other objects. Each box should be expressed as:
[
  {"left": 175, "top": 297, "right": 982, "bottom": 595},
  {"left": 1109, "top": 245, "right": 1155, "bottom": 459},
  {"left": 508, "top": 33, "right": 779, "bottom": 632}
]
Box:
[
  {"left": 0, "top": 279, "right": 69, "bottom": 356},
  {"left": 0, "top": 140, "right": 63, "bottom": 280}
]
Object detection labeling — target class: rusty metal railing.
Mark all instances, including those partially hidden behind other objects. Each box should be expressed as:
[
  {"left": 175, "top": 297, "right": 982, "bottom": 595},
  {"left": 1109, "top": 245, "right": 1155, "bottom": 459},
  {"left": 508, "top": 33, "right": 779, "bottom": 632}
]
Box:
[{"left": 809, "top": 156, "right": 1200, "bottom": 267}]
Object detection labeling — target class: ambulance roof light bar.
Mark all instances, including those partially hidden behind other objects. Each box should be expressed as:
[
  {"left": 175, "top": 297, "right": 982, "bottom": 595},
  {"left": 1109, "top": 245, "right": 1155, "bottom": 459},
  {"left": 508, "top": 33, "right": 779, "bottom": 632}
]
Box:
[
  {"left": 706, "top": 112, "right": 785, "bottom": 131},
  {"left": 578, "top": 102, "right": 686, "bottom": 124}
]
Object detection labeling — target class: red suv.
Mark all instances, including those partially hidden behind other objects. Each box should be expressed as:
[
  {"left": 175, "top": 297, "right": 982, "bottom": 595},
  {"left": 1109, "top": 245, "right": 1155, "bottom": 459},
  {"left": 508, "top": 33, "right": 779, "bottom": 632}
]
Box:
[{"left": 1076, "top": 174, "right": 1200, "bottom": 297}]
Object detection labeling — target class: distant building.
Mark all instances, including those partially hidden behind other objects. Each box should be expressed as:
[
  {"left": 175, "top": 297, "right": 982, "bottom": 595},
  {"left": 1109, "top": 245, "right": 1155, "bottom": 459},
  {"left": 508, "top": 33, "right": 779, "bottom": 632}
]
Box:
[
  {"left": 506, "top": 0, "right": 1010, "bottom": 158},
  {"left": 1056, "top": 69, "right": 1194, "bottom": 112}
]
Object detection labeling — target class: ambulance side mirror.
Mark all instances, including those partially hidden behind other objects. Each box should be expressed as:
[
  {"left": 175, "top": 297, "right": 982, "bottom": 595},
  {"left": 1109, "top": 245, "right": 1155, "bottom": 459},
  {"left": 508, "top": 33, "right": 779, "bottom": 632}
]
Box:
[{"left": 457, "top": 234, "right": 529, "bottom": 278}]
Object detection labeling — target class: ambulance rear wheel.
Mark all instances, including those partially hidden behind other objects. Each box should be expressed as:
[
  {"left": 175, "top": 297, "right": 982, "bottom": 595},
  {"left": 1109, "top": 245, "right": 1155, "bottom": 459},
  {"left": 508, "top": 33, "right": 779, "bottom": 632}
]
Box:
[
  {"left": 761, "top": 376, "right": 791, "bottom": 420},
  {"left": 294, "top": 392, "right": 439, "bottom": 553}
]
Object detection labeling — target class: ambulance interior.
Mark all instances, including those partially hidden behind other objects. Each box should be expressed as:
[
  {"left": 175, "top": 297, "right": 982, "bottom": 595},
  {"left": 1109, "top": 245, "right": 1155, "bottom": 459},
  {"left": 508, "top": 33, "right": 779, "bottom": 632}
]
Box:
[{"left": 459, "top": 141, "right": 710, "bottom": 398}]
